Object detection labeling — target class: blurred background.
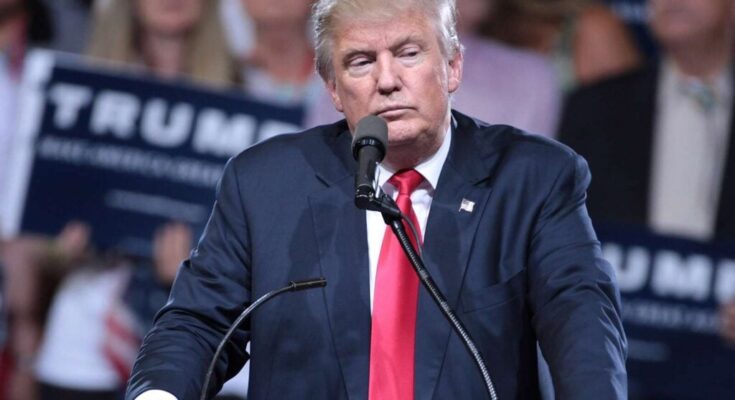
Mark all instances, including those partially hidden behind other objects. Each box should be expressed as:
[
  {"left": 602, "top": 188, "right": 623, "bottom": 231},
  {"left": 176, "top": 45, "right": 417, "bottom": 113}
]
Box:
[{"left": 0, "top": 0, "right": 733, "bottom": 399}]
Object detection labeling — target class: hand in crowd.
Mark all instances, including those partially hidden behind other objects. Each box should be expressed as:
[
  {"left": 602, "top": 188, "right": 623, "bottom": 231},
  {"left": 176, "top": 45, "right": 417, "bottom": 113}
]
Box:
[
  {"left": 153, "top": 222, "right": 192, "bottom": 285},
  {"left": 53, "top": 221, "right": 91, "bottom": 266},
  {"left": 721, "top": 301, "right": 735, "bottom": 346}
]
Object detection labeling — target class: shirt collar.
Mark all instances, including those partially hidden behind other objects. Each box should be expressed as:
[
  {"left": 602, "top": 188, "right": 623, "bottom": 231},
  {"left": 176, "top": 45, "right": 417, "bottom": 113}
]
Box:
[
  {"left": 375, "top": 122, "right": 452, "bottom": 191},
  {"left": 664, "top": 57, "right": 733, "bottom": 112}
]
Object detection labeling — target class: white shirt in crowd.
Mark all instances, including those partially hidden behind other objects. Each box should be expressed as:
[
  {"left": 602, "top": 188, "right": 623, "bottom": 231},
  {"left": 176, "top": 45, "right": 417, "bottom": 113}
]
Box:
[
  {"left": 649, "top": 58, "right": 733, "bottom": 241},
  {"left": 0, "top": 52, "right": 20, "bottom": 239}
]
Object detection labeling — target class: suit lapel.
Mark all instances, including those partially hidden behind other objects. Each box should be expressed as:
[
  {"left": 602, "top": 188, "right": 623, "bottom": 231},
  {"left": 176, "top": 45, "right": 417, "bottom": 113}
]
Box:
[
  {"left": 307, "top": 115, "right": 502, "bottom": 399},
  {"left": 308, "top": 125, "right": 372, "bottom": 400},
  {"left": 414, "top": 112, "right": 500, "bottom": 400},
  {"left": 715, "top": 67, "right": 735, "bottom": 241}
]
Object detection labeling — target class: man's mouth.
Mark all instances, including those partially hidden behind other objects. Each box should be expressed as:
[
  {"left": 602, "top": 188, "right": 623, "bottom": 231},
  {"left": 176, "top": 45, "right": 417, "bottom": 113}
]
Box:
[{"left": 376, "top": 106, "right": 410, "bottom": 119}]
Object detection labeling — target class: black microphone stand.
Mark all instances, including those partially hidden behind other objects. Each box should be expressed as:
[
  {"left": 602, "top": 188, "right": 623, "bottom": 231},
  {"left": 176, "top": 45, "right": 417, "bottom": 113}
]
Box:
[
  {"left": 370, "top": 194, "right": 499, "bottom": 400},
  {"left": 199, "top": 278, "right": 327, "bottom": 400}
]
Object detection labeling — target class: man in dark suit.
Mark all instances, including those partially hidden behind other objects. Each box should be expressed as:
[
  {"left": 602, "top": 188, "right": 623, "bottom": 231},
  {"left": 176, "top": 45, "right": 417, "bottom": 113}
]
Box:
[
  {"left": 126, "top": 0, "right": 627, "bottom": 399},
  {"left": 559, "top": 0, "right": 735, "bottom": 379},
  {"left": 559, "top": 0, "right": 735, "bottom": 242}
]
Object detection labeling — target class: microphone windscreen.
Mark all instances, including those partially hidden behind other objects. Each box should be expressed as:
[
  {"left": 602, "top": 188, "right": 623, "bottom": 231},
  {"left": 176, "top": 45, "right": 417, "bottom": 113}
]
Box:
[{"left": 352, "top": 115, "right": 388, "bottom": 159}]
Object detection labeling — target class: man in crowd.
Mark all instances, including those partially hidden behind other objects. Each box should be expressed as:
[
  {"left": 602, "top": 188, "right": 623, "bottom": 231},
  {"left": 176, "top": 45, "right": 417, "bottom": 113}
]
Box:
[
  {"left": 560, "top": 0, "right": 735, "bottom": 242},
  {"left": 127, "top": 0, "right": 627, "bottom": 399},
  {"left": 559, "top": 0, "right": 735, "bottom": 347}
]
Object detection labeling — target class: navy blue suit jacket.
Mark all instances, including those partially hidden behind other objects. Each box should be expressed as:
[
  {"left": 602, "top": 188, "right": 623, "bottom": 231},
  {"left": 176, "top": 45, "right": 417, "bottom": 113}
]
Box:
[{"left": 126, "top": 111, "right": 627, "bottom": 400}]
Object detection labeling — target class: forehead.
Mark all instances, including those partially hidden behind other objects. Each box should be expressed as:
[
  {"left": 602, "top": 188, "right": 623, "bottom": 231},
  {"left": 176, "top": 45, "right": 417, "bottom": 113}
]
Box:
[{"left": 331, "top": 12, "right": 439, "bottom": 52}]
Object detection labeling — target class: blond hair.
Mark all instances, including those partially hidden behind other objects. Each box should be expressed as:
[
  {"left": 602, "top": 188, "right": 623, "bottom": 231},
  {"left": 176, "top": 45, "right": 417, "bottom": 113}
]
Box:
[
  {"left": 312, "top": 0, "right": 461, "bottom": 81},
  {"left": 87, "top": 0, "right": 235, "bottom": 86}
]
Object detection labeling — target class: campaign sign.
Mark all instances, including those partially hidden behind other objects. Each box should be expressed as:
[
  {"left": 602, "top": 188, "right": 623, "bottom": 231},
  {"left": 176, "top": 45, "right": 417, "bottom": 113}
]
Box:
[
  {"left": 597, "top": 224, "right": 735, "bottom": 400},
  {"left": 4, "top": 50, "right": 304, "bottom": 256}
]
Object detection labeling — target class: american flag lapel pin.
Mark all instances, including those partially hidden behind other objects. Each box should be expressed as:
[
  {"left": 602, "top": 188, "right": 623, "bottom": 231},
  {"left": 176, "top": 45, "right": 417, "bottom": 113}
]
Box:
[{"left": 459, "top": 198, "right": 475, "bottom": 213}]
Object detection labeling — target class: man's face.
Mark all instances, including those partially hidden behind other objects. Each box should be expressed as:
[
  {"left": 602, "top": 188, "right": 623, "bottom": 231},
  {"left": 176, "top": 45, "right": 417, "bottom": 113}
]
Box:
[
  {"left": 650, "top": 0, "right": 734, "bottom": 46},
  {"left": 327, "top": 12, "right": 462, "bottom": 164}
]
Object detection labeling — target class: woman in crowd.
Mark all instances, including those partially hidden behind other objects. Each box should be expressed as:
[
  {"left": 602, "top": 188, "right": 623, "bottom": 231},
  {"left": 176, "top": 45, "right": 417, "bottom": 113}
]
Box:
[{"left": 87, "top": 0, "right": 237, "bottom": 86}]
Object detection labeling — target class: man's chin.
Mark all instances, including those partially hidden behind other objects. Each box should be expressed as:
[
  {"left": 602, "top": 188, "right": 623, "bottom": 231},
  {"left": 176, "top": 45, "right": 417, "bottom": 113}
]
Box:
[
  {"left": 386, "top": 131, "right": 426, "bottom": 158},
  {"left": 386, "top": 132, "right": 421, "bottom": 149},
  {"left": 386, "top": 120, "right": 420, "bottom": 141}
]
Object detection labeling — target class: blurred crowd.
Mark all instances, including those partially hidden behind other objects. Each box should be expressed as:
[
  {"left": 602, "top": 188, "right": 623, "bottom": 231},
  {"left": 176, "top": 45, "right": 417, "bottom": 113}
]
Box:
[{"left": 0, "top": 0, "right": 733, "bottom": 399}]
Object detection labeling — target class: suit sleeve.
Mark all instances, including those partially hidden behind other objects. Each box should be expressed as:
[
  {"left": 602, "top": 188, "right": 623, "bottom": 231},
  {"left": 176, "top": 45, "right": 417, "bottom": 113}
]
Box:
[
  {"left": 126, "top": 159, "right": 252, "bottom": 400},
  {"left": 528, "top": 153, "right": 627, "bottom": 400}
]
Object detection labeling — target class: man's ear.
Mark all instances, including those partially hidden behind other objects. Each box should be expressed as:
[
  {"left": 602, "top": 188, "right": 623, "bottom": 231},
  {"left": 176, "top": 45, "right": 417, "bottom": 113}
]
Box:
[
  {"left": 326, "top": 78, "right": 344, "bottom": 112},
  {"left": 447, "top": 50, "right": 463, "bottom": 94}
]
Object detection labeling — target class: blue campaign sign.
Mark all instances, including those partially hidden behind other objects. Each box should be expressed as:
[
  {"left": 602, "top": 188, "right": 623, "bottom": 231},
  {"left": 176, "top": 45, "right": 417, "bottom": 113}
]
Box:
[
  {"left": 596, "top": 224, "right": 735, "bottom": 400},
  {"left": 7, "top": 51, "right": 304, "bottom": 257}
]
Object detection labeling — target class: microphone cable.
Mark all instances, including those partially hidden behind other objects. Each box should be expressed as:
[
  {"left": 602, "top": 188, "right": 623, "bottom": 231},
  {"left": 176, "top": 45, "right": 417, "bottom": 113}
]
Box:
[{"left": 200, "top": 278, "right": 327, "bottom": 400}]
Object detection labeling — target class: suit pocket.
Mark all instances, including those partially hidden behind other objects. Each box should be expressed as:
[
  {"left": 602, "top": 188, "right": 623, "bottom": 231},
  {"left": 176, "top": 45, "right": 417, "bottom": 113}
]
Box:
[{"left": 461, "top": 270, "right": 525, "bottom": 313}]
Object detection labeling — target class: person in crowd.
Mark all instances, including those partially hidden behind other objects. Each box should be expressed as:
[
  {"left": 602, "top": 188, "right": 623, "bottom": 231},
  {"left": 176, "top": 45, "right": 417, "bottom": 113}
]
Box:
[
  {"left": 1, "top": 222, "right": 90, "bottom": 400},
  {"left": 29, "top": 1, "right": 240, "bottom": 399},
  {"left": 488, "top": 0, "right": 642, "bottom": 92},
  {"left": 126, "top": 0, "right": 627, "bottom": 399},
  {"left": 306, "top": 0, "right": 561, "bottom": 135},
  {"left": 559, "top": 0, "right": 735, "bottom": 243},
  {"left": 558, "top": 0, "right": 735, "bottom": 392},
  {"left": 86, "top": 0, "right": 237, "bottom": 87},
  {"left": 237, "top": 0, "right": 323, "bottom": 106},
  {"left": 34, "top": 223, "right": 190, "bottom": 400},
  {"left": 0, "top": 2, "right": 56, "bottom": 399},
  {"left": 0, "top": 0, "right": 52, "bottom": 234}
]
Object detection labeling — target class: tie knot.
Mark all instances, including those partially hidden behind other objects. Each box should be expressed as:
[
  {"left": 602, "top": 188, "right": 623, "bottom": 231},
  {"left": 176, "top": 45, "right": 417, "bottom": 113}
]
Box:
[
  {"left": 681, "top": 79, "right": 718, "bottom": 113},
  {"left": 388, "top": 169, "right": 424, "bottom": 196}
]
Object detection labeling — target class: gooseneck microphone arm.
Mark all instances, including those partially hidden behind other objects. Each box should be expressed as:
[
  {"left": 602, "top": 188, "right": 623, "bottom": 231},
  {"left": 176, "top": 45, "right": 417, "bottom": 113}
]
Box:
[
  {"left": 200, "top": 278, "right": 327, "bottom": 400},
  {"left": 374, "top": 195, "right": 499, "bottom": 400}
]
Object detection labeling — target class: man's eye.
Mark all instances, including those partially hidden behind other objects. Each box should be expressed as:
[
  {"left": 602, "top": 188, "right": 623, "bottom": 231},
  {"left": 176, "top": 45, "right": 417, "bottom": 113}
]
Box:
[
  {"left": 348, "top": 58, "right": 372, "bottom": 68},
  {"left": 399, "top": 47, "right": 420, "bottom": 59}
]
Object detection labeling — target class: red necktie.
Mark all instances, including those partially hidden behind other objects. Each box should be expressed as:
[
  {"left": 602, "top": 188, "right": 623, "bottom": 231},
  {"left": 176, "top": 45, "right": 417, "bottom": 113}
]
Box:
[{"left": 369, "top": 169, "right": 424, "bottom": 400}]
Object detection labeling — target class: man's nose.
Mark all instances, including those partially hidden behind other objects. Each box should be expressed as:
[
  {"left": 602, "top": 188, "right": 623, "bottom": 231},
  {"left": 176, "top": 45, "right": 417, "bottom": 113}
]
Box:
[{"left": 374, "top": 55, "right": 401, "bottom": 95}]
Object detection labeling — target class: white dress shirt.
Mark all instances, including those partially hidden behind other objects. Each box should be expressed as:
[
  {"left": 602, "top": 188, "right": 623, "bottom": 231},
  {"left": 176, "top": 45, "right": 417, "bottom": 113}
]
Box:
[
  {"left": 0, "top": 52, "right": 20, "bottom": 238},
  {"left": 649, "top": 59, "right": 733, "bottom": 241},
  {"left": 136, "top": 125, "right": 452, "bottom": 400},
  {"left": 367, "top": 125, "right": 451, "bottom": 310}
]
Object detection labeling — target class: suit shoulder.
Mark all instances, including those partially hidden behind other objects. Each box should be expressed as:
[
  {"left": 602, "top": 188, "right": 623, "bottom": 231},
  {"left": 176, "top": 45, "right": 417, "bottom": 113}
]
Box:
[
  {"left": 455, "top": 115, "right": 590, "bottom": 201},
  {"left": 468, "top": 118, "right": 580, "bottom": 168}
]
